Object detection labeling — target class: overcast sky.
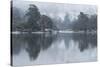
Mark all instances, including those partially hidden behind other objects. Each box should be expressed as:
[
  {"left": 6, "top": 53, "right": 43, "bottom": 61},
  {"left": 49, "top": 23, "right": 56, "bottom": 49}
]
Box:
[{"left": 13, "top": 1, "right": 97, "bottom": 20}]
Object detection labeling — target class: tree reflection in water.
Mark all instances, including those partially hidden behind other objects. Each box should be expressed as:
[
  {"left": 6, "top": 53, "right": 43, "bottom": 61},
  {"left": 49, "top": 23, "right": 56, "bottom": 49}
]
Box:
[
  {"left": 24, "top": 34, "right": 41, "bottom": 60},
  {"left": 72, "top": 33, "right": 97, "bottom": 52},
  {"left": 12, "top": 33, "right": 57, "bottom": 60},
  {"left": 12, "top": 33, "right": 97, "bottom": 62}
]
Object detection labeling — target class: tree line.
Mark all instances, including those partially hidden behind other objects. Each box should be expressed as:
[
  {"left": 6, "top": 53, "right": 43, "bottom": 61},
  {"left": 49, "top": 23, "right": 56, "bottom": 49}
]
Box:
[
  {"left": 72, "top": 12, "right": 97, "bottom": 32},
  {"left": 12, "top": 4, "right": 57, "bottom": 32},
  {"left": 11, "top": 4, "right": 97, "bottom": 32}
]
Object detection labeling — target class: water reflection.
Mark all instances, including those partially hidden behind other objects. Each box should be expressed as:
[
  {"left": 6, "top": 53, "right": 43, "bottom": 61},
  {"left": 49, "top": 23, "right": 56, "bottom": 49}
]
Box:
[
  {"left": 25, "top": 34, "right": 41, "bottom": 60},
  {"left": 72, "top": 33, "right": 97, "bottom": 52},
  {"left": 12, "top": 33, "right": 97, "bottom": 65},
  {"left": 12, "top": 33, "right": 57, "bottom": 60}
]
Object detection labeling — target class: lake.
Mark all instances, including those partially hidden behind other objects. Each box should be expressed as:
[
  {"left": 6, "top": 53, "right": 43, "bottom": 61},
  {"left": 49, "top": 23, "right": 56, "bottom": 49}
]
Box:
[{"left": 11, "top": 33, "right": 97, "bottom": 66}]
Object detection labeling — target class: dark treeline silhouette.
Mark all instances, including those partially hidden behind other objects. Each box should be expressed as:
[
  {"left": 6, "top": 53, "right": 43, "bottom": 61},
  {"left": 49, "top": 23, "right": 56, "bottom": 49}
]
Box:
[
  {"left": 72, "top": 12, "right": 97, "bottom": 32},
  {"left": 12, "top": 4, "right": 57, "bottom": 32},
  {"left": 12, "top": 4, "right": 97, "bottom": 32}
]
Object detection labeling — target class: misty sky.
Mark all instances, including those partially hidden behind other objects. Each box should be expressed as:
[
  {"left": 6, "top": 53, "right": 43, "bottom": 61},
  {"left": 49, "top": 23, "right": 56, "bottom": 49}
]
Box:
[{"left": 13, "top": 1, "right": 97, "bottom": 20}]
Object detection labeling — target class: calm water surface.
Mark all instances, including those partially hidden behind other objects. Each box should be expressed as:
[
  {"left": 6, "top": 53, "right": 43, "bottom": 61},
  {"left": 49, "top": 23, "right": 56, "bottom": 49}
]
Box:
[{"left": 12, "top": 33, "right": 97, "bottom": 66}]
